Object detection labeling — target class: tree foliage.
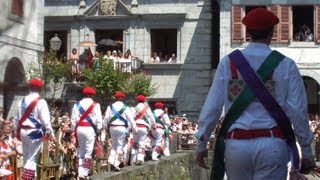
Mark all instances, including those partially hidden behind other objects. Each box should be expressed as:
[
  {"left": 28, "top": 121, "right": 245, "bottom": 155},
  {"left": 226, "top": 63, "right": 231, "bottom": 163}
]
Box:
[
  {"left": 27, "top": 49, "right": 70, "bottom": 99},
  {"left": 83, "top": 58, "right": 157, "bottom": 107}
]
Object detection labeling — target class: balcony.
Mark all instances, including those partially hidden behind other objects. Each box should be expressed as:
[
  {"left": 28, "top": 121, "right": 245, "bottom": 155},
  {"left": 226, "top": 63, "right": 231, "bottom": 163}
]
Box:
[{"left": 113, "top": 57, "right": 144, "bottom": 74}]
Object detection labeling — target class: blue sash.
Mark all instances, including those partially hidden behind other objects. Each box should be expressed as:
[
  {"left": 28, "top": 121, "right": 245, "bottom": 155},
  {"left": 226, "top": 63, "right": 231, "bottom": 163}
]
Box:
[
  {"left": 110, "top": 104, "right": 128, "bottom": 128},
  {"left": 76, "top": 102, "right": 97, "bottom": 133},
  {"left": 22, "top": 98, "right": 43, "bottom": 140}
]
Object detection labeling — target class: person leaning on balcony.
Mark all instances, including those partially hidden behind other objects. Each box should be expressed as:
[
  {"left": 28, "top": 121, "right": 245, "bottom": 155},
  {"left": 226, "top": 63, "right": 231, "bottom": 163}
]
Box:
[
  {"left": 150, "top": 52, "right": 160, "bottom": 63},
  {"left": 195, "top": 7, "right": 316, "bottom": 180},
  {"left": 70, "top": 87, "right": 102, "bottom": 179},
  {"left": 13, "top": 78, "right": 56, "bottom": 180},
  {"left": 167, "top": 53, "right": 177, "bottom": 63}
]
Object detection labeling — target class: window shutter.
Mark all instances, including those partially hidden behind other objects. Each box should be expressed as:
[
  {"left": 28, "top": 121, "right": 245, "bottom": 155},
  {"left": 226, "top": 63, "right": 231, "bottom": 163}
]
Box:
[
  {"left": 269, "top": 5, "right": 279, "bottom": 42},
  {"left": 232, "top": 6, "right": 244, "bottom": 43},
  {"left": 279, "top": 5, "right": 290, "bottom": 43},
  {"left": 11, "top": 0, "right": 23, "bottom": 17},
  {"left": 316, "top": 5, "right": 320, "bottom": 42}
]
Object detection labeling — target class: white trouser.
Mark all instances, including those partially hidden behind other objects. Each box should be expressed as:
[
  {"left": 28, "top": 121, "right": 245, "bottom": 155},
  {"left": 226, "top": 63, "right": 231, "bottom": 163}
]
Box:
[
  {"left": 151, "top": 128, "right": 164, "bottom": 159},
  {"left": 163, "top": 136, "right": 170, "bottom": 156},
  {"left": 108, "top": 126, "right": 127, "bottom": 167},
  {"left": 21, "top": 129, "right": 42, "bottom": 179},
  {"left": 225, "top": 137, "right": 289, "bottom": 180},
  {"left": 76, "top": 126, "right": 96, "bottom": 177},
  {"left": 131, "top": 126, "right": 149, "bottom": 164}
]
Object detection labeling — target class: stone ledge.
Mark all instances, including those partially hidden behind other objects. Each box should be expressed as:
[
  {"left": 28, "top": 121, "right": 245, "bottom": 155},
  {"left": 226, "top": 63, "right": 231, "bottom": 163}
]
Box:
[{"left": 91, "top": 151, "right": 212, "bottom": 180}]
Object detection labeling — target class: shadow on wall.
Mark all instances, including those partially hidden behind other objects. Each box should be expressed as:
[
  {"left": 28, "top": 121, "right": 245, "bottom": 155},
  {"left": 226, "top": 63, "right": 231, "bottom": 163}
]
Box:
[
  {"left": 172, "top": 0, "right": 218, "bottom": 121},
  {"left": 3, "top": 57, "right": 27, "bottom": 118}
]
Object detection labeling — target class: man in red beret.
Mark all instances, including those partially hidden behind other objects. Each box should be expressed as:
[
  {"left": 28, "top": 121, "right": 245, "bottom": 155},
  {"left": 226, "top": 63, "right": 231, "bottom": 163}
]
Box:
[
  {"left": 196, "top": 7, "right": 315, "bottom": 179},
  {"left": 13, "top": 78, "right": 55, "bottom": 179},
  {"left": 130, "top": 95, "right": 156, "bottom": 165},
  {"left": 103, "top": 91, "right": 137, "bottom": 171},
  {"left": 150, "top": 102, "right": 171, "bottom": 161},
  {"left": 71, "top": 87, "right": 102, "bottom": 178}
]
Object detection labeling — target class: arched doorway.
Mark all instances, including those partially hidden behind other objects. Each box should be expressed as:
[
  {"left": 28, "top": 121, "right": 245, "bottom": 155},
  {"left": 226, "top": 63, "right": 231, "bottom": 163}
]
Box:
[
  {"left": 302, "top": 76, "right": 320, "bottom": 114},
  {"left": 3, "top": 57, "right": 26, "bottom": 118}
]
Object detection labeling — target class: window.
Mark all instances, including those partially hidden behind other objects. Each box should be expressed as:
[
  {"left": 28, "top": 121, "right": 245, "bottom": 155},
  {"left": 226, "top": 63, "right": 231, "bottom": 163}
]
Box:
[
  {"left": 95, "top": 29, "right": 123, "bottom": 53},
  {"left": 231, "top": 5, "right": 319, "bottom": 44},
  {"left": 150, "top": 29, "right": 177, "bottom": 63},
  {"left": 11, "top": 0, "right": 23, "bottom": 17},
  {"left": 292, "top": 6, "right": 314, "bottom": 42}
]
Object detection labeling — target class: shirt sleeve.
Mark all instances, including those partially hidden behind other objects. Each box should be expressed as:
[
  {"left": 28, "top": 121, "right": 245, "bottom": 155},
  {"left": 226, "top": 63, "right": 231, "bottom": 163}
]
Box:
[
  {"left": 283, "top": 61, "right": 314, "bottom": 159},
  {"left": 125, "top": 108, "right": 136, "bottom": 130},
  {"left": 70, "top": 103, "right": 79, "bottom": 131},
  {"left": 196, "top": 59, "right": 226, "bottom": 152},
  {"left": 146, "top": 108, "right": 156, "bottom": 126},
  {"left": 94, "top": 103, "right": 103, "bottom": 131},
  {"left": 103, "top": 106, "right": 111, "bottom": 127},
  {"left": 38, "top": 99, "right": 54, "bottom": 136}
]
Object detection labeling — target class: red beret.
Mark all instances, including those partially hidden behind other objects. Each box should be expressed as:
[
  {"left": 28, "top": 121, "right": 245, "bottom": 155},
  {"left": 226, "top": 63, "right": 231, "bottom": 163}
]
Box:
[
  {"left": 82, "top": 87, "right": 96, "bottom": 95},
  {"left": 154, "top": 102, "right": 165, "bottom": 108},
  {"left": 136, "top": 95, "right": 146, "bottom": 102},
  {"left": 29, "top": 78, "right": 44, "bottom": 88},
  {"left": 242, "top": 8, "right": 279, "bottom": 30},
  {"left": 114, "top": 91, "right": 126, "bottom": 99}
]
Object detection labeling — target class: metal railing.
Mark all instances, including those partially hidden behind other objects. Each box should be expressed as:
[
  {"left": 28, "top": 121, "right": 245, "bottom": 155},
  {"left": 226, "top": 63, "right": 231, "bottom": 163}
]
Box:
[{"left": 114, "top": 57, "right": 143, "bottom": 74}]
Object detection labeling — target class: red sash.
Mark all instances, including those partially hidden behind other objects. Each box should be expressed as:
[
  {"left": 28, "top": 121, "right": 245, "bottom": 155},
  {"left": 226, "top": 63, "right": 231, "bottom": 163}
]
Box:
[
  {"left": 16, "top": 97, "right": 41, "bottom": 141},
  {"left": 134, "top": 105, "right": 149, "bottom": 120},
  {"left": 75, "top": 102, "right": 97, "bottom": 147}
]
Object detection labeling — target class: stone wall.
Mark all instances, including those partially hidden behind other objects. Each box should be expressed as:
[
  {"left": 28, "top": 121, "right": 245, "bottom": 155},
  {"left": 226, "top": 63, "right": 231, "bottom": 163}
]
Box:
[{"left": 92, "top": 151, "right": 213, "bottom": 180}]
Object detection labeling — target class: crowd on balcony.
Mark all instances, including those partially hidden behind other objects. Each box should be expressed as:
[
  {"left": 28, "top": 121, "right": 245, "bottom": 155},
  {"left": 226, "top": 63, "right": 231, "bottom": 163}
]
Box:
[
  {"left": 69, "top": 48, "right": 139, "bottom": 82},
  {"left": 150, "top": 51, "right": 177, "bottom": 63}
]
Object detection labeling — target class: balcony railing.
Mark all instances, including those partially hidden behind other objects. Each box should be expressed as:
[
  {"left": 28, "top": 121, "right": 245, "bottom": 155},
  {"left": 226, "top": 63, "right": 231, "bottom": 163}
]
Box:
[{"left": 113, "top": 57, "right": 143, "bottom": 74}]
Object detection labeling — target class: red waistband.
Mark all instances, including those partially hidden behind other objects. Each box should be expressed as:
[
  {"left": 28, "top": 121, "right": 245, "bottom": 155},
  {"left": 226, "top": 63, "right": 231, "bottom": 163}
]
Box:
[
  {"left": 21, "top": 125, "right": 35, "bottom": 129},
  {"left": 77, "top": 121, "right": 91, "bottom": 127},
  {"left": 137, "top": 124, "right": 149, "bottom": 128},
  {"left": 226, "top": 126, "right": 284, "bottom": 140},
  {"left": 110, "top": 124, "right": 126, "bottom": 127},
  {"left": 155, "top": 125, "right": 163, "bottom": 129}
]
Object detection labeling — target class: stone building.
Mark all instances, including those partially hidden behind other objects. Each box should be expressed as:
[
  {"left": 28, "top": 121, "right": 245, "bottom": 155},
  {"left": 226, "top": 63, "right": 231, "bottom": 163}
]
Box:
[
  {"left": 2, "top": 0, "right": 320, "bottom": 121},
  {"left": 0, "top": 0, "right": 45, "bottom": 118},
  {"left": 220, "top": 1, "right": 320, "bottom": 114},
  {"left": 43, "top": 0, "right": 216, "bottom": 120}
]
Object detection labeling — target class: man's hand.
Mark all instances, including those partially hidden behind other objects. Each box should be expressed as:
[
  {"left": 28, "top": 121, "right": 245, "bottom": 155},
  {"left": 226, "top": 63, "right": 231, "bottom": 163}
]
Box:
[
  {"left": 300, "top": 158, "right": 316, "bottom": 174},
  {"left": 196, "top": 149, "right": 210, "bottom": 169}
]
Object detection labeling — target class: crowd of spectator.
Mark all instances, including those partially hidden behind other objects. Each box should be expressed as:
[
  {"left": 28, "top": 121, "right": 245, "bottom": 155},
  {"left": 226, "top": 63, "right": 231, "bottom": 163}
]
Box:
[
  {"left": 0, "top": 104, "right": 201, "bottom": 179},
  {"left": 309, "top": 113, "right": 320, "bottom": 161}
]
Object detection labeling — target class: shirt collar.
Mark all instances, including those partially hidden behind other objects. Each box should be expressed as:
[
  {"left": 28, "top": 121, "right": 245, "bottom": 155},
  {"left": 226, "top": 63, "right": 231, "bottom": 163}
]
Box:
[{"left": 246, "top": 42, "right": 270, "bottom": 49}]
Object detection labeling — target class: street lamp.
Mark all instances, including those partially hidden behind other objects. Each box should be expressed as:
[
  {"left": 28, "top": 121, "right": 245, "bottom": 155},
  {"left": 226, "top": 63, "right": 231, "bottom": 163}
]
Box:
[{"left": 49, "top": 34, "right": 62, "bottom": 51}]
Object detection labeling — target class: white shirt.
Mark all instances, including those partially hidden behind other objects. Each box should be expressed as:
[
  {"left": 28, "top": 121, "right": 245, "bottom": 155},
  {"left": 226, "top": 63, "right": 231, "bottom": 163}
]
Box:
[
  {"left": 133, "top": 102, "right": 156, "bottom": 128},
  {"left": 70, "top": 97, "right": 102, "bottom": 131},
  {"left": 14, "top": 92, "right": 54, "bottom": 137},
  {"left": 196, "top": 43, "right": 314, "bottom": 159},
  {"left": 104, "top": 101, "right": 137, "bottom": 130},
  {"left": 153, "top": 108, "right": 171, "bottom": 128}
]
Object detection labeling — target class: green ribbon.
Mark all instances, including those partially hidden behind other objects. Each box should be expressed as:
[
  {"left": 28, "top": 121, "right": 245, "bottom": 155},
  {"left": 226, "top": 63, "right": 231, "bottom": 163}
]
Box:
[
  {"left": 152, "top": 111, "right": 169, "bottom": 138},
  {"left": 212, "top": 50, "right": 285, "bottom": 180}
]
